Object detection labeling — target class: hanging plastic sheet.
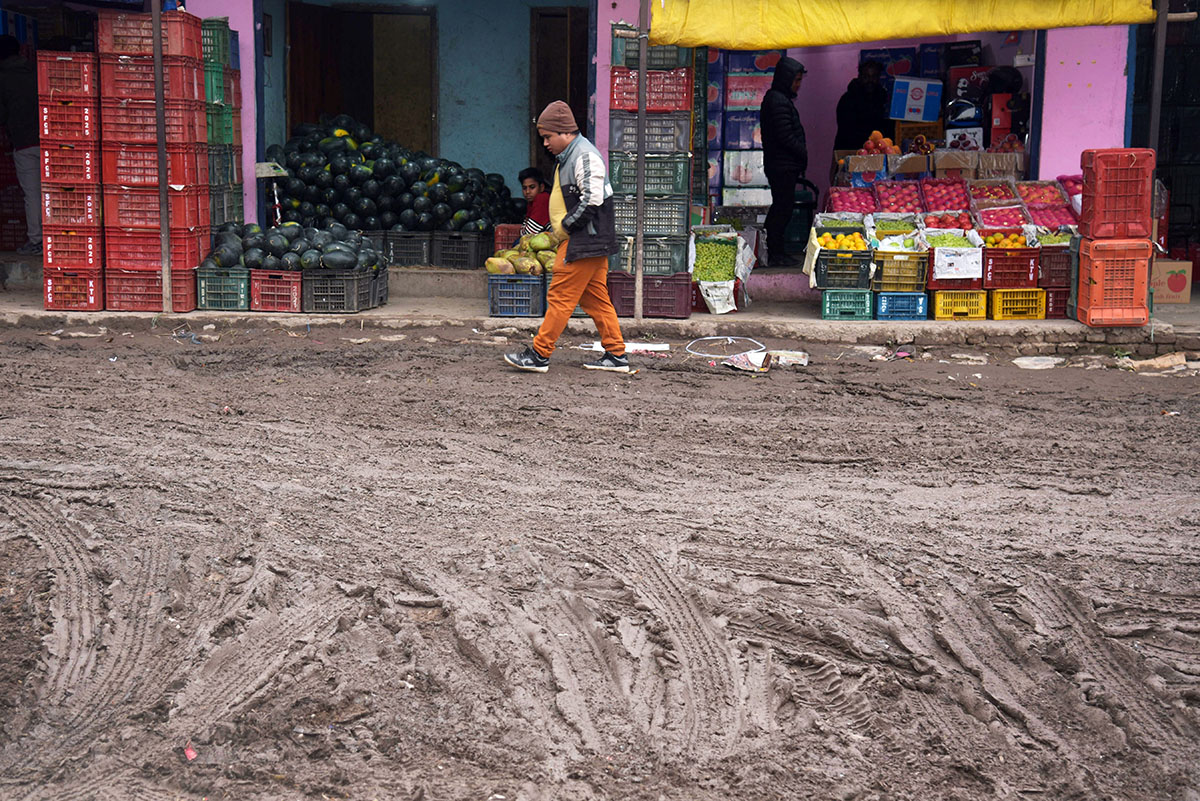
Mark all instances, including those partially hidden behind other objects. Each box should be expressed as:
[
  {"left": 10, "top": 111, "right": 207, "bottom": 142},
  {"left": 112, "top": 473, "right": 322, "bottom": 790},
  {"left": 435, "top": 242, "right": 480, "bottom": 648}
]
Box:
[{"left": 648, "top": 0, "right": 1155, "bottom": 49}]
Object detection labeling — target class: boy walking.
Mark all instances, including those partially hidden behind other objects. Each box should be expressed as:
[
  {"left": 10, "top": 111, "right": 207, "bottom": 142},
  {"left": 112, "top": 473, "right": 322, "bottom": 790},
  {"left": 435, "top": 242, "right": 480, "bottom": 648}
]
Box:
[{"left": 504, "top": 101, "right": 628, "bottom": 373}]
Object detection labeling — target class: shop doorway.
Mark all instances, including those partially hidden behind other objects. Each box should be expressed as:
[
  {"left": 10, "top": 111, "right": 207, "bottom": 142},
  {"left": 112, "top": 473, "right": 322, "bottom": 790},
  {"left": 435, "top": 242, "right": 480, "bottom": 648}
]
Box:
[
  {"left": 530, "top": 7, "right": 589, "bottom": 180},
  {"left": 287, "top": 3, "right": 436, "bottom": 154}
]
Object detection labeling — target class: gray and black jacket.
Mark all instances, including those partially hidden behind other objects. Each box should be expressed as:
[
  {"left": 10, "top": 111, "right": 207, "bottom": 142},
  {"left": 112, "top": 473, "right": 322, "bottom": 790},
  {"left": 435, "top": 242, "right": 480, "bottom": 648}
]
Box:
[{"left": 555, "top": 134, "right": 618, "bottom": 262}]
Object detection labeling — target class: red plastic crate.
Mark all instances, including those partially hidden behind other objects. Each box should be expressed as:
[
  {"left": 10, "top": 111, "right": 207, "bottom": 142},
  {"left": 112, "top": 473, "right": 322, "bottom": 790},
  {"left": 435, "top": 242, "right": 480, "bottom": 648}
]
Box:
[
  {"left": 95, "top": 11, "right": 203, "bottom": 59},
  {"left": 103, "top": 186, "right": 209, "bottom": 230},
  {"left": 926, "top": 247, "right": 984, "bottom": 290},
  {"left": 606, "top": 271, "right": 692, "bottom": 318},
  {"left": 1044, "top": 288, "right": 1070, "bottom": 319},
  {"left": 610, "top": 67, "right": 693, "bottom": 112},
  {"left": 1038, "top": 245, "right": 1071, "bottom": 288},
  {"left": 1079, "top": 148, "right": 1155, "bottom": 239},
  {"left": 104, "top": 267, "right": 196, "bottom": 312},
  {"left": 42, "top": 185, "right": 102, "bottom": 228},
  {"left": 39, "top": 98, "right": 99, "bottom": 142},
  {"left": 44, "top": 227, "right": 103, "bottom": 270},
  {"left": 44, "top": 267, "right": 104, "bottom": 311},
  {"left": 100, "top": 99, "right": 205, "bottom": 144},
  {"left": 1076, "top": 238, "right": 1151, "bottom": 326},
  {"left": 690, "top": 278, "right": 743, "bottom": 313},
  {"left": 493, "top": 223, "right": 523, "bottom": 253},
  {"left": 103, "top": 227, "right": 208, "bottom": 272},
  {"left": 983, "top": 247, "right": 1038, "bottom": 289},
  {"left": 40, "top": 141, "right": 99, "bottom": 185},
  {"left": 99, "top": 54, "right": 202, "bottom": 101},
  {"left": 36, "top": 52, "right": 98, "bottom": 98},
  {"left": 228, "top": 69, "right": 242, "bottom": 109},
  {"left": 250, "top": 269, "right": 302, "bottom": 312},
  {"left": 102, "top": 144, "right": 205, "bottom": 187}
]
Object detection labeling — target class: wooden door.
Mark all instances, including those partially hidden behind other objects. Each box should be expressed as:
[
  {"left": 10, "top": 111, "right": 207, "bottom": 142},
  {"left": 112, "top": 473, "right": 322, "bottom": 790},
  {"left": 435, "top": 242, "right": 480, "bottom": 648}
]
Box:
[{"left": 530, "top": 7, "right": 590, "bottom": 179}]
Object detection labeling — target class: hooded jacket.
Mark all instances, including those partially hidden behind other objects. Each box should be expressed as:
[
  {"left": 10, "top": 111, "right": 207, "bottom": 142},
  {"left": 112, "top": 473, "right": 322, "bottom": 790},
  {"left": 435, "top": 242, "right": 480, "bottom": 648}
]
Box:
[
  {"left": 553, "top": 133, "right": 618, "bottom": 262},
  {"left": 0, "top": 53, "right": 38, "bottom": 151},
  {"left": 834, "top": 78, "right": 891, "bottom": 150},
  {"left": 759, "top": 56, "right": 807, "bottom": 175}
]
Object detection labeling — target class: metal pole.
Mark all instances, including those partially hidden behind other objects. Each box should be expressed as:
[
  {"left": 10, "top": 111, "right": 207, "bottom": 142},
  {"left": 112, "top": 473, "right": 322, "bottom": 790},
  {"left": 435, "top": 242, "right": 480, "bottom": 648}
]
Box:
[
  {"left": 152, "top": 0, "right": 172, "bottom": 313},
  {"left": 1147, "top": 0, "right": 1168, "bottom": 154},
  {"left": 633, "top": 0, "right": 649, "bottom": 321}
]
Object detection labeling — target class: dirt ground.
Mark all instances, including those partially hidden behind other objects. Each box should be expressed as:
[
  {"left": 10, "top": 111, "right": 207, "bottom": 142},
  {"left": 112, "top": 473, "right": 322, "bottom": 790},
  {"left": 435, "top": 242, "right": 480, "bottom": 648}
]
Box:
[{"left": 0, "top": 319, "right": 1198, "bottom": 801}]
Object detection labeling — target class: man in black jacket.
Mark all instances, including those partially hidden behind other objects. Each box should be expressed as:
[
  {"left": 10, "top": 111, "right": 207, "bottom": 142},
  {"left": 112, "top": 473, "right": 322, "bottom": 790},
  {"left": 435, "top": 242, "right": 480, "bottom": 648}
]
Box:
[
  {"left": 834, "top": 61, "right": 892, "bottom": 150},
  {"left": 759, "top": 56, "right": 807, "bottom": 267}
]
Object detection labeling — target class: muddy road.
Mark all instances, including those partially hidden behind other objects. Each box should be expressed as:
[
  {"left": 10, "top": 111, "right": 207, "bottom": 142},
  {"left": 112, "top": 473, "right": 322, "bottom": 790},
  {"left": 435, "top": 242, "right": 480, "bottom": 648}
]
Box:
[{"left": 0, "top": 321, "right": 1198, "bottom": 801}]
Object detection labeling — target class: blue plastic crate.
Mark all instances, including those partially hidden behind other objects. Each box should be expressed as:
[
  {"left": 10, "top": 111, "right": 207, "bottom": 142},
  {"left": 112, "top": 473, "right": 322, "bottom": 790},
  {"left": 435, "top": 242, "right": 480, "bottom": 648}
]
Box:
[
  {"left": 488, "top": 274, "right": 546, "bottom": 317},
  {"left": 229, "top": 30, "right": 239, "bottom": 70},
  {"left": 875, "top": 291, "right": 928, "bottom": 320}
]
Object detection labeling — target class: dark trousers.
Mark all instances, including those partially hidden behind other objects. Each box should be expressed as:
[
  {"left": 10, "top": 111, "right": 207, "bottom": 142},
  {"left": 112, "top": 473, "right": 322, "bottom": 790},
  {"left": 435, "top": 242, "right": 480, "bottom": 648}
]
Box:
[{"left": 764, "top": 166, "right": 799, "bottom": 261}]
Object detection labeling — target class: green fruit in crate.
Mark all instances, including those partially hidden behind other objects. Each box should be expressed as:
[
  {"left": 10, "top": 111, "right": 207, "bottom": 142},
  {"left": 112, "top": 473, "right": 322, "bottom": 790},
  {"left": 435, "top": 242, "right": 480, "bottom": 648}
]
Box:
[
  {"left": 243, "top": 248, "right": 265, "bottom": 269},
  {"left": 1040, "top": 233, "right": 1072, "bottom": 245},
  {"left": 537, "top": 250, "right": 556, "bottom": 269},
  {"left": 926, "top": 233, "right": 973, "bottom": 247},
  {"left": 903, "top": 238, "right": 915, "bottom": 248},
  {"left": 321, "top": 249, "right": 357, "bottom": 270},
  {"left": 527, "top": 233, "right": 554, "bottom": 252},
  {"left": 485, "top": 257, "right": 515, "bottom": 274},
  {"left": 300, "top": 249, "right": 322, "bottom": 270},
  {"left": 512, "top": 256, "right": 538, "bottom": 275},
  {"left": 280, "top": 252, "right": 302, "bottom": 271},
  {"left": 693, "top": 240, "right": 736, "bottom": 282}
]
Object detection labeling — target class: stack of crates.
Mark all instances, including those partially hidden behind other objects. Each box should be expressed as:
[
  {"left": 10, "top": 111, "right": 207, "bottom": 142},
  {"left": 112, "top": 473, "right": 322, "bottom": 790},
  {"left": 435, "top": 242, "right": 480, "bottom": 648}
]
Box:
[
  {"left": 813, "top": 218, "right": 874, "bottom": 320},
  {"left": 203, "top": 16, "right": 243, "bottom": 231},
  {"left": 95, "top": 9, "right": 207, "bottom": 312},
  {"left": 37, "top": 52, "right": 104, "bottom": 310},
  {"left": 1070, "top": 148, "right": 1155, "bottom": 327},
  {"left": 605, "top": 23, "right": 693, "bottom": 319}
]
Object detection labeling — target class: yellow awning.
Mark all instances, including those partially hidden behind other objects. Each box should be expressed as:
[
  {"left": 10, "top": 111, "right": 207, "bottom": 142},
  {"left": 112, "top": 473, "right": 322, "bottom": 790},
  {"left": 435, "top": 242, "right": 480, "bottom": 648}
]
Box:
[{"left": 648, "top": 0, "right": 1156, "bottom": 48}]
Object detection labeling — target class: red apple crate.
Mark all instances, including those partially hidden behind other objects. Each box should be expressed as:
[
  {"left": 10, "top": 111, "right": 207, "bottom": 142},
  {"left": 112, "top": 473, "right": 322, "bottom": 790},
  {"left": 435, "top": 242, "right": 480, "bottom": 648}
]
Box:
[
  {"left": 39, "top": 98, "right": 99, "bottom": 142},
  {"left": 103, "top": 186, "right": 209, "bottom": 230},
  {"left": 1079, "top": 148, "right": 1155, "bottom": 239},
  {"left": 606, "top": 271, "right": 692, "bottom": 318},
  {"left": 872, "top": 180, "right": 926, "bottom": 213},
  {"left": 103, "top": 227, "right": 208, "bottom": 272},
  {"left": 44, "top": 227, "right": 103, "bottom": 270},
  {"left": 44, "top": 267, "right": 103, "bottom": 311},
  {"left": 36, "top": 52, "right": 98, "bottom": 98},
  {"left": 1038, "top": 245, "right": 1071, "bottom": 287},
  {"left": 42, "top": 185, "right": 102, "bottom": 228},
  {"left": 99, "top": 54, "right": 202, "bottom": 101},
  {"left": 95, "top": 10, "right": 203, "bottom": 59},
  {"left": 102, "top": 144, "right": 206, "bottom": 187},
  {"left": 104, "top": 267, "right": 196, "bottom": 312},
  {"left": 1075, "top": 238, "right": 1150, "bottom": 326},
  {"left": 1044, "top": 288, "right": 1070, "bottom": 319},
  {"left": 983, "top": 247, "right": 1038, "bottom": 288},
  {"left": 610, "top": 67, "right": 693, "bottom": 113},
  {"left": 100, "top": 99, "right": 205, "bottom": 144},
  {"left": 926, "top": 247, "right": 983, "bottom": 290},
  {"left": 40, "top": 142, "right": 99, "bottom": 185},
  {"left": 250, "top": 269, "right": 302, "bottom": 312}
]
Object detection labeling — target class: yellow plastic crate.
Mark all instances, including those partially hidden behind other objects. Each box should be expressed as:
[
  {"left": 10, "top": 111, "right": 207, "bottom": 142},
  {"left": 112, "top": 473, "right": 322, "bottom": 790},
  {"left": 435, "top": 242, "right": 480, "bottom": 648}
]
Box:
[
  {"left": 871, "top": 250, "right": 928, "bottom": 292},
  {"left": 932, "top": 290, "right": 987, "bottom": 320},
  {"left": 989, "top": 288, "right": 1046, "bottom": 320}
]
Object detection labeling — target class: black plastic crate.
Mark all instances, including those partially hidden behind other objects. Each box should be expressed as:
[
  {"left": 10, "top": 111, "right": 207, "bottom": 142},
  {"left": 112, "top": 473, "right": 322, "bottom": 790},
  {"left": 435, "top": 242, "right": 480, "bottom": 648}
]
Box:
[
  {"left": 608, "top": 235, "right": 688, "bottom": 275},
  {"left": 301, "top": 268, "right": 372, "bottom": 313},
  {"left": 613, "top": 195, "right": 690, "bottom": 237},
  {"left": 431, "top": 231, "right": 487, "bottom": 270},
  {"left": 384, "top": 231, "right": 432, "bottom": 266},
  {"left": 371, "top": 269, "right": 389, "bottom": 307},
  {"left": 814, "top": 251, "right": 872, "bottom": 288},
  {"left": 609, "top": 111, "right": 691, "bottom": 153}
]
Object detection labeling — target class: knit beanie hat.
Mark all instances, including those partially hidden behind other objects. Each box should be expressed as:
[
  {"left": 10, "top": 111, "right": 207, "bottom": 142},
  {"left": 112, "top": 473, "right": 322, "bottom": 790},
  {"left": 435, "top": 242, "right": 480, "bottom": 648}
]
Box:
[{"left": 536, "top": 101, "right": 579, "bottom": 134}]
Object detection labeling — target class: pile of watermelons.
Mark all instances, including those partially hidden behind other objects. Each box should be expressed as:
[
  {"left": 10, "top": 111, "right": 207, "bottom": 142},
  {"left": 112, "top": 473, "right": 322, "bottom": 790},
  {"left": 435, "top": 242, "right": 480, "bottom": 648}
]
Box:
[
  {"left": 265, "top": 114, "right": 525, "bottom": 235},
  {"left": 201, "top": 220, "right": 385, "bottom": 274}
]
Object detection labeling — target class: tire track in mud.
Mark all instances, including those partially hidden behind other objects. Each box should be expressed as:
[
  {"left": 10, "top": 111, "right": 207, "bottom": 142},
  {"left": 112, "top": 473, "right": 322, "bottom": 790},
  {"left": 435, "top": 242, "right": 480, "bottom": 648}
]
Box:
[
  {"left": 1018, "top": 576, "right": 1200, "bottom": 754},
  {"left": 591, "top": 545, "right": 742, "bottom": 756}
]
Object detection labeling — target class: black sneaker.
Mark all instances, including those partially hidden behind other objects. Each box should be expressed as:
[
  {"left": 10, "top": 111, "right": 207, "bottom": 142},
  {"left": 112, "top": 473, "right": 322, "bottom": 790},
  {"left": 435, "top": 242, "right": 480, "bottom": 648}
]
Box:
[
  {"left": 504, "top": 345, "right": 549, "bottom": 373},
  {"left": 584, "top": 351, "right": 630, "bottom": 373}
]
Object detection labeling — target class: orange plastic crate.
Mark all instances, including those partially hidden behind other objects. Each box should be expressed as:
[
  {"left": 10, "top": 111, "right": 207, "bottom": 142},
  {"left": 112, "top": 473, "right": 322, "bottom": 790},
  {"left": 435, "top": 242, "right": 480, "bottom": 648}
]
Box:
[
  {"left": 1075, "top": 237, "right": 1150, "bottom": 327},
  {"left": 1079, "top": 148, "right": 1155, "bottom": 239}
]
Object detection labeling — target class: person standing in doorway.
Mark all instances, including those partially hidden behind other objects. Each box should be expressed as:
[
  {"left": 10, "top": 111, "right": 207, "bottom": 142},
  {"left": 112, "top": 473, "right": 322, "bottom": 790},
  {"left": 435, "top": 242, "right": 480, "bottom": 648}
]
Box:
[
  {"left": 518, "top": 167, "right": 552, "bottom": 238},
  {"left": 759, "top": 56, "right": 807, "bottom": 267},
  {"left": 0, "top": 36, "right": 40, "bottom": 255},
  {"left": 834, "top": 60, "right": 892, "bottom": 151},
  {"left": 504, "top": 101, "right": 628, "bottom": 374}
]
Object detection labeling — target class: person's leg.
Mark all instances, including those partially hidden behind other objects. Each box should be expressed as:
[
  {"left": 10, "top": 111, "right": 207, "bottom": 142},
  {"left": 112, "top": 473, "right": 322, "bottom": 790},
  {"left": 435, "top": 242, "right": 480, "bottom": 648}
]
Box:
[
  {"left": 764, "top": 167, "right": 797, "bottom": 265},
  {"left": 576, "top": 255, "right": 625, "bottom": 356},
  {"left": 532, "top": 241, "right": 591, "bottom": 358},
  {"left": 12, "top": 146, "right": 41, "bottom": 247}
]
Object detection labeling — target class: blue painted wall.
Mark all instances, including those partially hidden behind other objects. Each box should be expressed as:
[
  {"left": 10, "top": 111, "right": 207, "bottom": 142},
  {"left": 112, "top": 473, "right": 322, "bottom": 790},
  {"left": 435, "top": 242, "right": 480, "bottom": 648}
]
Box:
[
  {"left": 262, "top": 0, "right": 587, "bottom": 184},
  {"left": 262, "top": 0, "right": 288, "bottom": 153}
]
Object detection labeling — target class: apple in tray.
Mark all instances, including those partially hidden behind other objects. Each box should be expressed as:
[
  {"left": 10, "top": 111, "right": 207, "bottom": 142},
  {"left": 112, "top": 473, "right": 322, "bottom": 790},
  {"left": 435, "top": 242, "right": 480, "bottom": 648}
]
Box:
[
  {"left": 923, "top": 211, "right": 974, "bottom": 230},
  {"left": 969, "top": 182, "right": 1016, "bottom": 201},
  {"left": 875, "top": 181, "right": 922, "bottom": 213},
  {"left": 829, "top": 187, "right": 877, "bottom": 213},
  {"left": 1027, "top": 205, "right": 1077, "bottom": 227},
  {"left": 920, "top": 178, "right": 970, "bottom": 211},
  {"left": 978, "top": 206, "right": 1029, "bottom": 228},
  {"left": 1017, "top": 182, "right": 1065, "bottom": 204}
]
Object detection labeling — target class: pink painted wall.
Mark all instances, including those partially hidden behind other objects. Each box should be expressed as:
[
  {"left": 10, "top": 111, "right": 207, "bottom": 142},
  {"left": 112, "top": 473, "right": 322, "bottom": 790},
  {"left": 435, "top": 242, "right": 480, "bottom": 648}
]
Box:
[
  {"left": 1037, "top": 26, "right": 1130, "bottom": 180},
  {"left": 181, "top": 1, "right": 257, "bottom": 217}
]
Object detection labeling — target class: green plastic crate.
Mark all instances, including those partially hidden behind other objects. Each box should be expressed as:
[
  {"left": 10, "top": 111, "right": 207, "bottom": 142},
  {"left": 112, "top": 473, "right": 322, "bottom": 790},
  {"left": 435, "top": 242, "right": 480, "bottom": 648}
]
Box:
[
  {"left": 197, "top": 266, "right": 249, "bottom": 310},
  {"left": 203, "top": 60, "right": 225, "bottom": 104},
  {"left": 609, "top": 152, "right": 692, "bottom": 196},
  {"left": 206, "top": 103, "right": 233, "bottom": 144},
  {"left": 611, "top": 23, "right": 692, "bottom": 69},
  {"left": 201, "top": 18, "right": 230, "bottom": 66},
  {"left": 608, "top": 235, "right": 688, "bottom": 275},
  {"left": 821, "top": 289, "right": 873, "bottom": 320}
]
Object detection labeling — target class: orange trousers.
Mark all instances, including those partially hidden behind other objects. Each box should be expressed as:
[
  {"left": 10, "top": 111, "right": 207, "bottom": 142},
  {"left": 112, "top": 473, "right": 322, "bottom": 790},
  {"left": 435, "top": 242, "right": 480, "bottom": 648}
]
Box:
[{"left": 533, "top": 240, "right": 625, "bottom": 358}]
